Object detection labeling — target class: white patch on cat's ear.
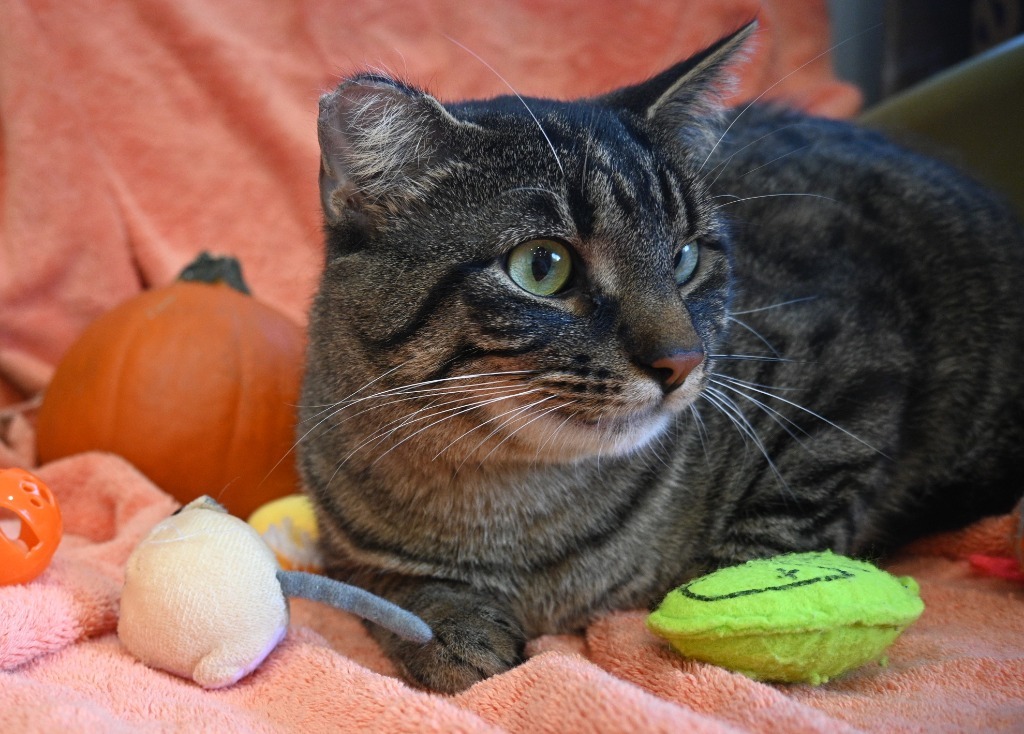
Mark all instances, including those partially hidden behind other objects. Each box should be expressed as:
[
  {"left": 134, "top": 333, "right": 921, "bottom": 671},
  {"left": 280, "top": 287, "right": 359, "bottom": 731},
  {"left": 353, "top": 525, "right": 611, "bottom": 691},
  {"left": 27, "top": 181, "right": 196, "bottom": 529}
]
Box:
[
  {"left": 318, "top": 75, "right": 464, "bottom": 225},
  {"left": 598, "top": 21, "right": 757, "bottom": 145}
]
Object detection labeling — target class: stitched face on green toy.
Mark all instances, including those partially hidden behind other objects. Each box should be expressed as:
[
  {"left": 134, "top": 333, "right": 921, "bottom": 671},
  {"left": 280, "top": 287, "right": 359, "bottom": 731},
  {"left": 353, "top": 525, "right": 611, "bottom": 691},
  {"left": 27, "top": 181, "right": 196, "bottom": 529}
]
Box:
[{"left": 678, "top": 556, "right": 862, "bottom": 602}]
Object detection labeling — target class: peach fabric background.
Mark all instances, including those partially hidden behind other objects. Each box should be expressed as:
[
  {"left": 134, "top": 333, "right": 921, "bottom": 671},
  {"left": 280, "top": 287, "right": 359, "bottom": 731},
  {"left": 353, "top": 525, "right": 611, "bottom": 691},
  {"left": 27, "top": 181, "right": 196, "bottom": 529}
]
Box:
[
  {"left": 0, "top": 0, "right": 858, "bottom": 408},
  {"left": 5, "top": 2, "right": 1020, "bottom": 731}
]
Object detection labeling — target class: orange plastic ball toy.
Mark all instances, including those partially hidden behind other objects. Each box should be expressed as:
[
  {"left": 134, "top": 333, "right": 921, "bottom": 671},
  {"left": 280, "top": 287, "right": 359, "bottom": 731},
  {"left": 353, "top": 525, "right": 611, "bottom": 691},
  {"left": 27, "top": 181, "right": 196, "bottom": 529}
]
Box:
[{"left": 0, "top": 468, "right": 63, "bottom": 585}]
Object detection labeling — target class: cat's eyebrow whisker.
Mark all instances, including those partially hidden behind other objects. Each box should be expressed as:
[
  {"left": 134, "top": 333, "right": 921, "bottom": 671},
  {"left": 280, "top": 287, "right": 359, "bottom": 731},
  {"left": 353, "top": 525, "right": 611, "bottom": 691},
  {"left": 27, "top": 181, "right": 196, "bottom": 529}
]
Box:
[
  {"left": 712, "top": 192, "right": 840, "bottom": 211},
  {"left": 731, "top": 296, "right": 818, "bottom": 315},
  {"left": 580, "top": 132, "right": 593, "bottom": 195},
  {"left": 698, "top": 24, "right": 881, "bottom": 173},
  {"left": 444, "top": 34, "right": 565, "bottom": 177},
  {"left": 712, "top": 374, "right": 889, "bottom": 459},
  {"left": 698, "top": 122, "right": 803, "bottom": 188}
]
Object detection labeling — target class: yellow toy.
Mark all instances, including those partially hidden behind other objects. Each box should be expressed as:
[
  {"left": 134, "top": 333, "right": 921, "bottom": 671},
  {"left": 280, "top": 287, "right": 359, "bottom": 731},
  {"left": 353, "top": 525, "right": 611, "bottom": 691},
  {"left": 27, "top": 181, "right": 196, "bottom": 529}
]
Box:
[
  {"left": 248, "top": 494, "right": 322, "bottom": 572},
  {"left": 118, "top": 496, "right": 431, "bottom": 688}
]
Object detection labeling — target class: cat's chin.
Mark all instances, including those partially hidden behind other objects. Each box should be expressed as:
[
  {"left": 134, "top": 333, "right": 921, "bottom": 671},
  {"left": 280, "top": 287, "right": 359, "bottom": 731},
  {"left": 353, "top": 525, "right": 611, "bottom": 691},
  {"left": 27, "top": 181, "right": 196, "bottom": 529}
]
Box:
[
  {"left": 562, "top": 410, "right": 674, "bottom": 458},
  {"left": 496, "top": 404, "right": 676, "bottom": 463}
]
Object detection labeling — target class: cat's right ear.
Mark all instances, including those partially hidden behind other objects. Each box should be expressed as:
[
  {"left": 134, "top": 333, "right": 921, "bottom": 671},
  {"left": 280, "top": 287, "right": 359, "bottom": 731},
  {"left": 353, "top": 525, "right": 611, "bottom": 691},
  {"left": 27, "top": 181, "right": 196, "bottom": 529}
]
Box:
[{"left": 318, "top": 75, "right": 461, "bottom": 227}]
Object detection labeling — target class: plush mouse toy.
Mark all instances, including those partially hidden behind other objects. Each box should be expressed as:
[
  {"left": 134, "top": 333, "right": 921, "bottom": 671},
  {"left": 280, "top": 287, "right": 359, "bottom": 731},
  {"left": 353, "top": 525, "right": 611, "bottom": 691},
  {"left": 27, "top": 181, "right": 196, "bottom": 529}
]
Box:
[{"left": 118, "top": 496, "right": 431, "bottom": 688}]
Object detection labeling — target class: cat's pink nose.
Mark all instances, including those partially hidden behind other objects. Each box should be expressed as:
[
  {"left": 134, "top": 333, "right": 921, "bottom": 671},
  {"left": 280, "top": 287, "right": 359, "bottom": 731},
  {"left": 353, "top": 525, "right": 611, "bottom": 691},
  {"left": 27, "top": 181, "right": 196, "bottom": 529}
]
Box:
[{"left": 650, "top": 350, "right": 703, "bottom": 391}]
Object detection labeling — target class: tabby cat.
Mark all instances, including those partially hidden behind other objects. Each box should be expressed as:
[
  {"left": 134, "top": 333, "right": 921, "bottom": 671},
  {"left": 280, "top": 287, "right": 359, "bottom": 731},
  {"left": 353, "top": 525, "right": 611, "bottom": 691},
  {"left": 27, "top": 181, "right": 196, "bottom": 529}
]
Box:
[{"left": 298, "top": 23, "right": 1024, "bottom": 692}]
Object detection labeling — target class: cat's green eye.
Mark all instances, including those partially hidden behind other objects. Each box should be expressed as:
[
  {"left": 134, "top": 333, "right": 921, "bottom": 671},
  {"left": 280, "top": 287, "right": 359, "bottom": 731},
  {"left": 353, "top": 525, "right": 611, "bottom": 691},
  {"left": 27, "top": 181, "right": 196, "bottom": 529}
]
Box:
[
  {"left": 673, "top": 242, "right": 699, "bottom": 285},
  {"left": 507, "top": 239, "right": 574, "bottom": 296}
]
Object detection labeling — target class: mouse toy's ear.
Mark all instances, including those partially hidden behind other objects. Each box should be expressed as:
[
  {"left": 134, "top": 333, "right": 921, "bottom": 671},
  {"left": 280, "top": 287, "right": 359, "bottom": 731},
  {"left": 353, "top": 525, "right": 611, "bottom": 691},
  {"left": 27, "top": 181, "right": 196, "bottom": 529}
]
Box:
[{"left": 317, "top": 74, "right": 465, "bottom": 228}]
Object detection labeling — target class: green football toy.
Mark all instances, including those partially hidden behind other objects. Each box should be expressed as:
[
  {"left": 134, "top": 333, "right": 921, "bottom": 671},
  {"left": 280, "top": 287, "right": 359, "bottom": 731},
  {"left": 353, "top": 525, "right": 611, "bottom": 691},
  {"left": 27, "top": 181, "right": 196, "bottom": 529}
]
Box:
[{"left": 647, "top": 551, "right": 924, "bottom": 685}]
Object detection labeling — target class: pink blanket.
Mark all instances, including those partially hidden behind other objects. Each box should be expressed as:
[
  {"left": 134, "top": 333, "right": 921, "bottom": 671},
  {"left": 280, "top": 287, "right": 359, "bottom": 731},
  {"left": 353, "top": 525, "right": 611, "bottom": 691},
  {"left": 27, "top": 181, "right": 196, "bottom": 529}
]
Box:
[
  {"left": 3, "top": 1, "right": 1022, "bottom": 731},
  {"left": 2, "top": 453, "right": 1023, "bottom": 732}
]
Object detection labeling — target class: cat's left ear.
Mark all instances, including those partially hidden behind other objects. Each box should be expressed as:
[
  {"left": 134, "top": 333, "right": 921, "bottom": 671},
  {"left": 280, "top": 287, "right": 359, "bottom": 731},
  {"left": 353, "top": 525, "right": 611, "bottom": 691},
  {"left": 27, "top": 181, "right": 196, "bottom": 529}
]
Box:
[{"left": 598, "top": 20, "right": 757, "bottom": 134}]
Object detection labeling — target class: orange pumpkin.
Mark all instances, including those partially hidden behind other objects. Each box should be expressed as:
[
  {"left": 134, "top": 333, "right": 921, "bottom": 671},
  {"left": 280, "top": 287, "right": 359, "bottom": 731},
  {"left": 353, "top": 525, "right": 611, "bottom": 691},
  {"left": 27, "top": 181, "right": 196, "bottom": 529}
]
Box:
[{"left": 36, "top": 254, "right": 306, "bottom": 518}]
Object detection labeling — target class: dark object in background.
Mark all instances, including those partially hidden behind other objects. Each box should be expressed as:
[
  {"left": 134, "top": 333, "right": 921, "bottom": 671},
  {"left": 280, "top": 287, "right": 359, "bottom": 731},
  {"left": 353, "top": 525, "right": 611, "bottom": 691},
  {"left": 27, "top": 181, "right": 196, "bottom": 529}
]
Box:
[{"left": 882, "top": 0, "right": 1023, "bottom": 96}]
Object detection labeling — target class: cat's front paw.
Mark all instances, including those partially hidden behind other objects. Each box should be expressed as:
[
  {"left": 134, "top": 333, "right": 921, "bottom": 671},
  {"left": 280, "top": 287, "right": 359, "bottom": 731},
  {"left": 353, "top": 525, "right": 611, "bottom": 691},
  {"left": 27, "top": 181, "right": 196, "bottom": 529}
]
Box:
[{"left": 374, "top": 582, "right": 525, "bottom": 694}]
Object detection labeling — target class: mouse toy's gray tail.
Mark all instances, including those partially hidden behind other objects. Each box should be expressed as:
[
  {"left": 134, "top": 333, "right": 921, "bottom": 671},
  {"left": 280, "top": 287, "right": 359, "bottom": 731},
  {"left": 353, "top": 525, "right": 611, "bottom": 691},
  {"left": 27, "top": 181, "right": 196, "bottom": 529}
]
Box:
[{"left": 277, "top": 570, "right": 433, "bottom": 645}]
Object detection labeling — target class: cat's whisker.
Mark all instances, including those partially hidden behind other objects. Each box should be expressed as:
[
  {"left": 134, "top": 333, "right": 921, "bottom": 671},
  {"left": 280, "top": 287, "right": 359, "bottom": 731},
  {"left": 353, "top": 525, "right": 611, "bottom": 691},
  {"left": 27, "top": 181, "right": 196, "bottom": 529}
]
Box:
[
  {"left": 712, "top": 192, "right": 840, "bottom": 211},
  {"left": 298, "top": 380, "right": 526, "bottom": 455},
  {"left": 471, "top": 398, "right": 564, "bottom": 470},
  {"left": 702, "top": 387, "right": 764, "bottom": 453},
  {"left": 711, "top": 373, "right": 801, "bottom": 393},
  {"left": 434, "top": 393, "right": 552, "bottom": 461},
  {"left": 353, "top": 386, "right": 520, "bottom": 453},
  {"left": 367, "top": 388, "right": 544, "bottom": 467},
  {"left": 727, "top": 315, "right": 781, "bottom": 357},
  {"left": 330, "top": 384, "right": 528, "bottom": 471},
  {"left": 530, "top": 406, "right": 580, "bottom": 466},
  {"left": 268, "top": 362, "right": 433, "bottom": 485},
  {"left": 327, "top": 382, "right": 528, "bottom": 442},
  {"left": 443, "top": 35, "right": 564, "bottom": 177},
  {"left": 688, "top": 403, "right": 712, "bottom": 468},
  {"left": 317, "top": 372, "right": 544, "bottom": 489},
  {"left": 344, "top": 395, "right": 451, "bottom": 465},
  {"left": 701, "top": 386, "right": 789, "bottom": 490},
  {"left": 712, "top": 374, "right": 889, "bottom": 459},
  {"left": 506, "top": 186, "right": 562, "bottom": 199},
  {"left": 297, "top": 363, "right": 407, "bottom": 420},
  {"left": 709, "top": 377, "right": 811, "bottom": 447},
  {"left": 707, "top": 353, "right": 794, "bottom": 363},
  {"left": 731, "top": 296, "right": 818, "bottom": 315},
  {"left": 306, "top": 370, "right": 537, "bottom": 424},
  {"left": 325, "top": 391, "right": 478, "bottom": 487},
  {"left": 739, "top": 144, "right": 810, "bottom": 178}
]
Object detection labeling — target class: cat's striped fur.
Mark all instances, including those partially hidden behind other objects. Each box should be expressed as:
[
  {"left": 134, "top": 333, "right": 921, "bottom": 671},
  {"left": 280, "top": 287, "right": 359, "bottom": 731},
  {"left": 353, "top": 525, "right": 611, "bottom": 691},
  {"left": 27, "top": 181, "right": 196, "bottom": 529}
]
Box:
[{"left": 299, "top": 24, "right": 1024, "bottom": 691}]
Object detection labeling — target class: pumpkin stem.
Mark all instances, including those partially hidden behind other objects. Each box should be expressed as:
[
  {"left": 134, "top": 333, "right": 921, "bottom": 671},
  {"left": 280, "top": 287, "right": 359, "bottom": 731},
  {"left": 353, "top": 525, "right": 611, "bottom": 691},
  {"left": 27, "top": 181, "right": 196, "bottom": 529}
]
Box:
[{"left": 178, "top": 252, "right": 251, "bottom": 295}]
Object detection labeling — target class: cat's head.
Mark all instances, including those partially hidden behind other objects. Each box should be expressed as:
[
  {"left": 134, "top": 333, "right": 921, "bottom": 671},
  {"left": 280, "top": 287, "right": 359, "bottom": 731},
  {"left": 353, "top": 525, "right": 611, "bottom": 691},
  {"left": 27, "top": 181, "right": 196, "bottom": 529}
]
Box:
[{"left": 308, "top": 23, "right": 753, "bottom": 464}]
